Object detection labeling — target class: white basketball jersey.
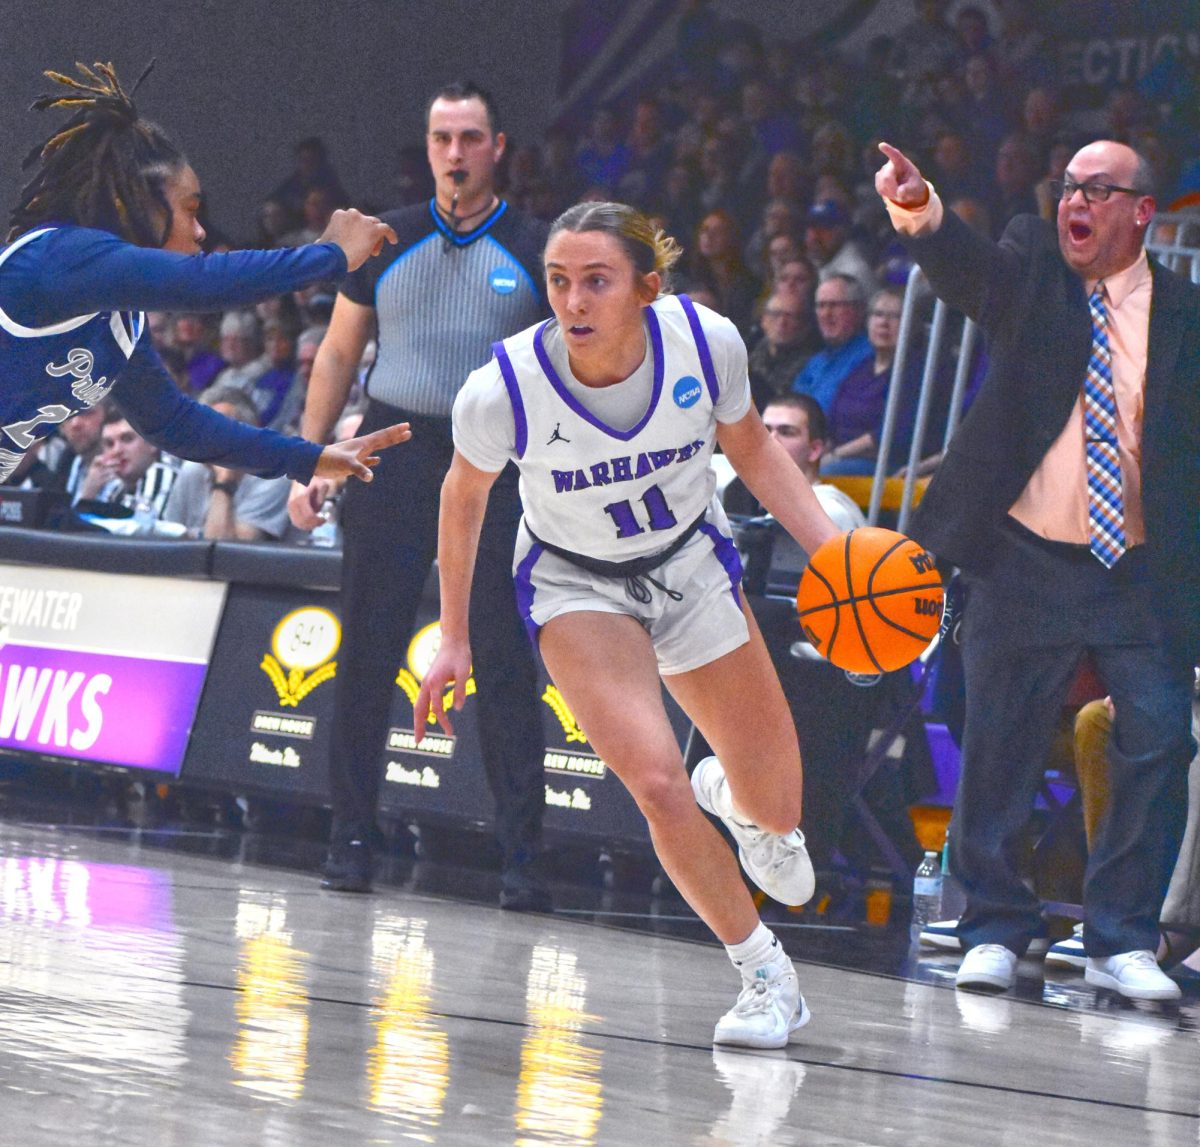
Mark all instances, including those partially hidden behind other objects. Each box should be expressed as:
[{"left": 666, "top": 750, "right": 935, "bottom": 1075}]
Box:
[{"left": 494, "top": 294, "right": 723, "bottom": 562}]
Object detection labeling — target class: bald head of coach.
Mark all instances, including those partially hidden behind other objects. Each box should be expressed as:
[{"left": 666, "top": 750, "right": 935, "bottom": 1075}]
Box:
[{"left": 875, "top": 137, "right": 1200, "bottom": 1002}]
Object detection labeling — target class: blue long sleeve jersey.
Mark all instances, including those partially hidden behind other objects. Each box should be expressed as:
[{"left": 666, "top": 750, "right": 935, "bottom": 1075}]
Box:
[{"left": 0, "top": 224, "right": 346, "bottom": 484}]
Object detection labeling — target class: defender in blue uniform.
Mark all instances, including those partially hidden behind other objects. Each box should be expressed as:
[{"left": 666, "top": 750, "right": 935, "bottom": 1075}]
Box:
[{"left": 2, "top": 61, "right": 409, "bottom": 488}]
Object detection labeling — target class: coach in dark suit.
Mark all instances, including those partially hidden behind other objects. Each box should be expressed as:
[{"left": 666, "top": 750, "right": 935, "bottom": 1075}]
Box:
[{"left": 876, "top": 139, "right": 1200, "bottom": 999}]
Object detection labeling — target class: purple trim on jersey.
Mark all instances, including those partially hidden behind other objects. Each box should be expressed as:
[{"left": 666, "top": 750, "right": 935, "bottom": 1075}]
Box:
[
  {"left": 514, "top": 539, "right": 546, "bottom": 644},
  {"left": 677, "top": 294, "right": 719, "bottom": 403},
  {"left": 531, "top": 306, "right": 665, "bottom": 442},
  {"left": 700, "top": 522, "right": 744, "bottom": 607},
  {"left": 493, "top": 339, "right": 528, "bottom": 458}
]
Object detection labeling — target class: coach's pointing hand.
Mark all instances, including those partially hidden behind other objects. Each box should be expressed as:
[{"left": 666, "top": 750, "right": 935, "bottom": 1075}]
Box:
[{"left": 875, "top": 142, "right": 929, "bottom": 209}]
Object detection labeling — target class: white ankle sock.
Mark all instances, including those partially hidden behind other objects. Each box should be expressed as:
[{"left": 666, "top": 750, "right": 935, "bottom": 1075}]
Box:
[{"left": 726, "top": 922, "right": 788, "bottom": 980}]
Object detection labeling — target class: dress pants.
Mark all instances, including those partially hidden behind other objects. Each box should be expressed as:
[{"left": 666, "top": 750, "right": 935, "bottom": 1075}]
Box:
[
  {"left": 952, "top": 519, "right": 1195, "bottom": 957},
  {"left": 329, "top": 401, "right": 545, "bottom": 865}
]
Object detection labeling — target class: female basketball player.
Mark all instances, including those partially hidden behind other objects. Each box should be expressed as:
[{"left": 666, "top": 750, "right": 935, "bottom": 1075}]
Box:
[
  {"left": 414, "top": 201, "right": 841, "bottom": 1049},
  {"left": 0, "top": 61, "right": 407, "bottom": 488}
]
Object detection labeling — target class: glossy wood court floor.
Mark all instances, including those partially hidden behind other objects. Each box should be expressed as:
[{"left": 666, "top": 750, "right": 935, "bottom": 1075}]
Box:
[{"left": 1, "top": 814, "right": 1197, "bottom": 1146}]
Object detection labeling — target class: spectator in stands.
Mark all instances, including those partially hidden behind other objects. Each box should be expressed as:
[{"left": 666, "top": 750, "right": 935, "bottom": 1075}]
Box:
[
  {"left": 1034, "top": 136, "right": 1075, "bottom": 222},
  {"left": 962, "top": 52, "right": 1012, "bottom": 166},
  {"left": 745, "top": 198, "right": 804, "bottom": 279},
  {"left": 281, "top": 185, "right": 340, "bottom": 247},
  {"left": 891, "top": 0, "right": 960, "bottom": 100},
  {"left": 93, "top": 408, "right": 177, "bottom": 517},
  {"left": 931, "top": 129, "right": 988, "bottom": 203},
  {"left": 250, "top": 318, "right": 300, "bottom": 427},
  {"left": 723, "top": 393, "right": 859, "bottom": 525},
  {"left": 993, "top": 0, "right": 1052, "bottom": 89},
  {"left": 213, "top": 310, "right": 269, "bottom": 394},
  {"left": 173, "top": 312, "right": 225, "bottom": 395},
  {"left": 617, "top": 96, "right": 674, "bottom": 209},
  {"left": 747, "top": 291, "right": 820, "bottom": 410},
  {"left": 741, "top": 78, "right": 799, "bottom": 159},
  {"left": 804, "top": 200, "right": 876, "bottom": 300},
  {"left": 270, "top": 135, "right": 349, "bottom": 217},
  {"left": 268, "top": 325, "right": 325, "bottom": 434},
  {"left": 822, "top": 285, "right": 906, "bottom": 476},
  {"left": 697, "top": 134, "right": 748, "bottom": 225},
  {"left": 688, "top": 209, "right": 760, "bottom": 336},
  {"left": 773, "top": 255, "right": 818, "bottom": 309},
  {"left": 989, "top": 132, "right": 1041, "bottom": 235},
  {"left": 765, "top": 151, "right": 810, "bottom": 206},
  {"left": 163, "top": 388, "right": 291, "bottom": 541},
  {"left": 575, "top": 106, "right": 629, "bottom": 196},
  {"left": 256, "top": 197, "right": 299, "bottom": 248},
  {"left": 53, "top": 398, "right": 110, "bottom": 503},
  {"left": 792, "top": 273, "right": 873, "bottom": 412},
  {"left": 1020, "top": 87, "right": 1063, "bottom": 168},
  {"left": 953, "top": 4, "right": 993, "bottom": 59}
]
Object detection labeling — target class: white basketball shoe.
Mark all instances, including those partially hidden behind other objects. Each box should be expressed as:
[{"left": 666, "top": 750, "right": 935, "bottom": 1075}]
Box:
[
  {"left": 691, "top": 755, "right": 815, "bottom": 906},
  {"left": 713, "top": 961, "right": 812, "bottom": 1049}
]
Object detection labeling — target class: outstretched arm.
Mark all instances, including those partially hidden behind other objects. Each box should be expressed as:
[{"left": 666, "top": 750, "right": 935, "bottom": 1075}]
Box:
[
  {"left": 717, "top": 408, "right": 840, "bottom": 556},
  {"left": 413, "top": 451, "right": 502, "bottom": 743}
]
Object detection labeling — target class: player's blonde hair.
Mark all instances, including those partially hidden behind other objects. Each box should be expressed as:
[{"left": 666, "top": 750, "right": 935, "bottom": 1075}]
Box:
[{"left": 548, "top": 201, "right": 682, "bottom": 291}]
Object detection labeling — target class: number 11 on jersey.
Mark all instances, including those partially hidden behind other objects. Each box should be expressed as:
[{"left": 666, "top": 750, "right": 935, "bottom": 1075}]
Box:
[{"left": 603, "top": 484, "right": 678, "bottom": 538}]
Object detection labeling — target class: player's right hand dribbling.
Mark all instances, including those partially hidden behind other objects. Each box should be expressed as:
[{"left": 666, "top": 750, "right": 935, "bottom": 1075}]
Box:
[
  {"left": 413, "top": 635, "right": 473, "bottom": 744},
  {"left": 319, "top": 208, "right": 399, "bottom": 272}
]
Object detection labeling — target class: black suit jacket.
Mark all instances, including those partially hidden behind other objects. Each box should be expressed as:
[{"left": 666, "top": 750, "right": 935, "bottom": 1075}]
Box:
[{"left": 904, "top": 210, "right": 1200, "bottom": 657}]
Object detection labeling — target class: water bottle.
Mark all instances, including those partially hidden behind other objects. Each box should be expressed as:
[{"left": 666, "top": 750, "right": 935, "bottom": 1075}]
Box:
[
  {"left": 309, "top": 497, "right": 340, "bottom": 548},
  {"left": 132, "top": 495, "right": 157, "bottom": 536},
  {"left": 911, "top": 851, "right": 944, "bottom": 935}
]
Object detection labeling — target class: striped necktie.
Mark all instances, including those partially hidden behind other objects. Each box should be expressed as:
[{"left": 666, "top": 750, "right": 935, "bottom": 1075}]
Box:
[{"left": 1083, "top": 282, "right": 1125, "bottom": 567}]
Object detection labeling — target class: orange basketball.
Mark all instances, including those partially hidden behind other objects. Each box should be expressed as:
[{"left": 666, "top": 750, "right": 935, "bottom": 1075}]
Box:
[{"left": 796, "top": 527, "right": 944, "bottom": 673}]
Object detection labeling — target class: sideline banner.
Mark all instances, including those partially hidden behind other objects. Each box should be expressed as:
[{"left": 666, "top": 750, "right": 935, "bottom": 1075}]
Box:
[{"left": 0, "top": 563, "right": 225, "bottom": 774}]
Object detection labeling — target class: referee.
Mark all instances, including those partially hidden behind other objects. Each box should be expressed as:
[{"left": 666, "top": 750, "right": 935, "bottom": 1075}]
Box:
[{"left": 289, "top": 81, "right": 550, "bottom": 908}]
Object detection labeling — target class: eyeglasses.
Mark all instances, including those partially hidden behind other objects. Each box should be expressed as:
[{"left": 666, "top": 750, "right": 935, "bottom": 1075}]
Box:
[
  {"left": 1049, "top": 178, "right": 1144, "bottom": 204},
  {"left": 815, "top": 300, "right": 858, "bottom": 310},
  {"left": 870, "top": 309, "right": 901, "bottom": 320}
]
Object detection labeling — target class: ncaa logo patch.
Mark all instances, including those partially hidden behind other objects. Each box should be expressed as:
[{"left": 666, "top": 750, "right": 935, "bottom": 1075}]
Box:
[
  {"left": 672, "top": 375, "right": 703, "bottom": 409},
  {"left": 489, "top": 266, "right": 518, "bottom": 294}
]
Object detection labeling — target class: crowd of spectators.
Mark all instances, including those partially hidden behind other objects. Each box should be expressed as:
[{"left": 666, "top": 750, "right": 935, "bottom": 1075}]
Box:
[{"left": 8, "top": 0, "right": 1199, "bottom": 541}]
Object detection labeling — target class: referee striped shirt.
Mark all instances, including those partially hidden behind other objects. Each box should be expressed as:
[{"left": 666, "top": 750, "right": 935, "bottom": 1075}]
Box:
[{"left": 342, "top": 200, "right": 548, "bottom": 417}]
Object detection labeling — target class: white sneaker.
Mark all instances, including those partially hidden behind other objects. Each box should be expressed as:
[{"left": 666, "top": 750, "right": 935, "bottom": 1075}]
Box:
[
  {"left": 920, "top": 918, "right": 1050, "bottom": 956},
  {"left": 955, "top": 944, "right": 1017, "bottom": 991},
  {"left": 1044, "top": 923, "right": 1086, "bottom": 970},
  {"left": 713, "top": 963, "right": 812, "bottom": 1049},
  {"left": 691, "top": 756, "right": 815, "bottom": 906},
  {"left": 1085, "top": 950, "right": 1182, "bottom": 1001}
]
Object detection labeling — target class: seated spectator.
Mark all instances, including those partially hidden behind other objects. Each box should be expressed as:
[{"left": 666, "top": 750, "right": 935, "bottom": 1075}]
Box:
[
  {"left": 804, "top": 200, "right": 876, "bottom": 300},
  {"left": 617, "top": 96, "right": 674, "bottom": 209},
  {"left": 989, "top": 132, "right": 1041, "bottom": 235},
  {"left": 687, "top": 210, "right": 760, "bottom": 336},
  {"left": 891, "top": 0, "right": 960, "bottom": 100},
  {"left": 747, "top": 291, "right": 820, "bottom": 410},
  {"left": 745, "top": 198, "right": 804, "bottom": 280},
  {"left": 163, "top": 388, "right": 291, "bottom": 541},
  {"left": 52, "top": 398, "right": 110, "bottom": 503},
  {"left": 92, "top": 408, "right": 177, "bottom": 517},
  {"left": 270, "top": 136, "right": 349, "bottom": 217},
  {"left": 212, "top": 310, "right": 269, "bottom": 394},
  {"left": 250, "top": 319, "right": 301, "bottom": 427},
  {"left": 268, "top": 325, "right": 326, "bottom": 434},
  {"left": 772, "top": 255, "right": 818, "bottom": 309},
  {"left": 281, "top": 185, "right": 339, "bottom": 248},
  {"left": 792, "top": 273, "right": 872, "bottom": 413},
  {"left": 575, "top": 106, "right": 629, "bottom": 196},
  {"left": 256, "top": 197, "right": 300, "bottom": 248},
  {"left": 723, "top": 393, "right": 862, "bottom": 528},
  {"left": 173, "top": 312, "right": 225, "bottom": 396},
  {"left": 822, "top": 286, "right": 906, "bottom": 476}
]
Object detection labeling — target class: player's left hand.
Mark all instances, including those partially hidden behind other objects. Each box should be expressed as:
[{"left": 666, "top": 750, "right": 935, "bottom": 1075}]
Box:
[{"left": 313, "top": 422, "right": 411, "bottom": 482}]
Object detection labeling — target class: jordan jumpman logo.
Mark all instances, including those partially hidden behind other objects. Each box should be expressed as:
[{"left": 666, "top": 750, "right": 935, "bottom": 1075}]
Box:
[{"left": 546, "top": 423, "right": 570, "bottom": 445}]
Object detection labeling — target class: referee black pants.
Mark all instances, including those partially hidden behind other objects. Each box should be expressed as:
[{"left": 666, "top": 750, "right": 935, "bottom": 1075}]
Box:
[
  {"left": 951, "top": 519, "right": 1196, "bottom": 957},
  {"left": 329, "top": 401, "right": 545, "bottom": 864}
]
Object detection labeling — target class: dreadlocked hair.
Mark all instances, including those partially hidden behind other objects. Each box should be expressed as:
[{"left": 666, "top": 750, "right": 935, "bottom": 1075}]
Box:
[{"left": 8, "top": 60, "right": 186, "bottom": 247}]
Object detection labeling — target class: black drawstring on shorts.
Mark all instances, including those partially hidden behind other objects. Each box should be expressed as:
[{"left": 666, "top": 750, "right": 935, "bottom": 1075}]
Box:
[{"left": 624, "top": 573, "right": 684, "bottom": 604}]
